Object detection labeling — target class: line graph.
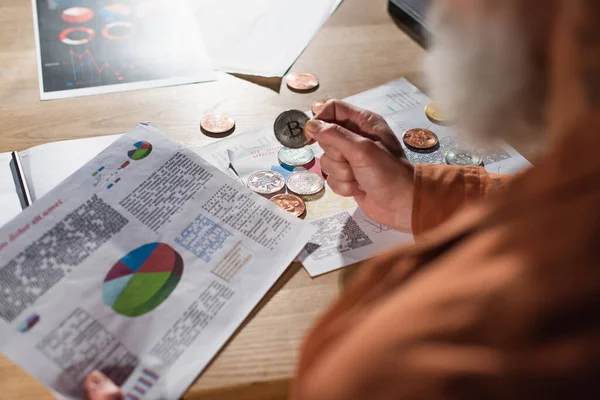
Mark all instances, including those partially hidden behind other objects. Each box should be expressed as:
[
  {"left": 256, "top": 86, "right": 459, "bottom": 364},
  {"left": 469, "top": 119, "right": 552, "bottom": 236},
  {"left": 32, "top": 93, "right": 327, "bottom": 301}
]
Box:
[{"left": 68, "top": 49, "right": 134, "bottom": 84}]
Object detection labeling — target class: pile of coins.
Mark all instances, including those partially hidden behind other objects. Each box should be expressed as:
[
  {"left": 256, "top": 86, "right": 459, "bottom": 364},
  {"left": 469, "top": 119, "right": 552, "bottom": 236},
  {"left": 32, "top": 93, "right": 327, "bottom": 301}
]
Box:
[
  {"left": 199, "top": 71, "right": 325, "bottom": 218},
  {"left": 246, "top": 108, "right": 326, "bottom": 218}
]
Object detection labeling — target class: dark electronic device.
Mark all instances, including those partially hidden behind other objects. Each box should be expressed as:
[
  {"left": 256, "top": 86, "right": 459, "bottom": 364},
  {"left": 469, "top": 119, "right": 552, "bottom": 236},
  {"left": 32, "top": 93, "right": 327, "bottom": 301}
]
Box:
[{"left": 388, "top": 0, "right": 431, "bottom": 47}]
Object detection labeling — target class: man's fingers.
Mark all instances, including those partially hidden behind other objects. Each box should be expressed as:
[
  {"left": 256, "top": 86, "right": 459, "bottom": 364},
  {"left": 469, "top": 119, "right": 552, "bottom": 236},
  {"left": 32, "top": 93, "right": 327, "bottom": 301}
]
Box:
[
  {"left": 314, "top": 100, "right": 404, "bottom": 157},
  {"left": 85, "top": 371, "right": 124, "bottom": 400},
  {"left": 327, "top": 177, "right": 363, "bottom": 197},
  {"left": 320, "top": 154, "right": 355, "bottom": 182},
  {"left": 306, "top": 120, "right": 384, "bottom": 168}
]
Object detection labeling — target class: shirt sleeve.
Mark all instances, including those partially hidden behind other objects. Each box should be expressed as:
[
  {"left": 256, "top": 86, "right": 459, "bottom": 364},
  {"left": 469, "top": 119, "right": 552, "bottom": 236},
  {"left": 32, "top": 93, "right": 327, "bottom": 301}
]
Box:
[{"left": 411, "top": 164, "right": 512, "bottom": 236}]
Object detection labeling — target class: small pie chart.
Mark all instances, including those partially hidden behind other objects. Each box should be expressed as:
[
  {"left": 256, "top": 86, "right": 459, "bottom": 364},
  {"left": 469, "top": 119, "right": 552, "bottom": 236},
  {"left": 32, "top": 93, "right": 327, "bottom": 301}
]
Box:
[
  {"left": 128, "top": 141, "right": 152, "bottom": 160},
  {"left": 102, "top": 243, "right": 183, "bottom": 317}
]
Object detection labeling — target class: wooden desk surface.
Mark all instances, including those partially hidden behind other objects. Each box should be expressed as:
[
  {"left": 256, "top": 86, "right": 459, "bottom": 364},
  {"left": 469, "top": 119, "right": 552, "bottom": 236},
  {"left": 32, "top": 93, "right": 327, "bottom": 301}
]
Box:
[{"left": 0, "top": 0, "right": 425, "bottom": 398}]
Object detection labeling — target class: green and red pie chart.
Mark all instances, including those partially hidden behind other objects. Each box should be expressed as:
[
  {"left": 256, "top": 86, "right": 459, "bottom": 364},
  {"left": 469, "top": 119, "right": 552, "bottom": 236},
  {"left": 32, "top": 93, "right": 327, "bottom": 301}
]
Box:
[{"left": 102, "top": 243, "right": 183, "bottom": 317}]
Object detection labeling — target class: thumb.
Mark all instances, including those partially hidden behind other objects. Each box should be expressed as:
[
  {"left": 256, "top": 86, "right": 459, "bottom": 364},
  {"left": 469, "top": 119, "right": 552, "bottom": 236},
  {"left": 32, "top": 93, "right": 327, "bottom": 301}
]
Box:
[{"left": 85, "top": 371, "right": 124, "bottom": 400}]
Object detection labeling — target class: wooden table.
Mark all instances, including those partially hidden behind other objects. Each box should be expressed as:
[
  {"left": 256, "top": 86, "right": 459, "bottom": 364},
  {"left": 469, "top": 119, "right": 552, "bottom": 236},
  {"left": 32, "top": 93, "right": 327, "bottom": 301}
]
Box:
[{"left": 0, "top": 0, "right": 426, "bottom": 398}]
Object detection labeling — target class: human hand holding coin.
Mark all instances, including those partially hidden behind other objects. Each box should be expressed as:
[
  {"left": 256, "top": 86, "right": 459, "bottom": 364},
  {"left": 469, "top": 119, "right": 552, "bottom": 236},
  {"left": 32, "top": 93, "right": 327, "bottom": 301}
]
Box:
[{"left": 305, "top": 100, "right": 415, "bottom": 232}]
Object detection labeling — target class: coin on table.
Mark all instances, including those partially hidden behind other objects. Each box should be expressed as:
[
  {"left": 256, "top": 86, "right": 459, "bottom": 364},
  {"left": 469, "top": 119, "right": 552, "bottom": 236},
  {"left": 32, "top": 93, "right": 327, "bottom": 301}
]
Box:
[
  {"left": 274, "top": 110, "right": 310, "bottom": 149},
  {"left": 402, "top": 128, "right": 439, "bottom": 150},
  {"left": 286, "top": 171, "right": 324, "bottom": 196},
  {"left": 425, "top": 103, "right": 451, "bottom": 125},
  {"left": 285, "top": 72, "right": 319, "bottom": 91},
  {"left": 247, "top": 170, "right": 285, "bottom": 195},
  {"left": 270, "top": 194, "right": 306, "bottom": 217},
  {"left": 200, "top": 114, "right": 235, "bottom": 135},
  {"left": 278, "top": 147, "right": 314, "bottom": 167},
  {"left": 311, "top": 98, "right": 331, "bottom": 116},
  {"left": 444, "top": 148, "right": 483, "bottom": 166}
]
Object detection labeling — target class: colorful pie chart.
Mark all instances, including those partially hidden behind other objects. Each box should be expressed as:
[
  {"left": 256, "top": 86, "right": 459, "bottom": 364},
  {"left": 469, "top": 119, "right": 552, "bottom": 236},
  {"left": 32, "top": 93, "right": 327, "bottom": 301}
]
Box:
[
  {"left": 128, "top": 141, "right": 152, "bottom": 160},
  {"left": 102, "top": 243, "right": 183, "bottom": 317}
]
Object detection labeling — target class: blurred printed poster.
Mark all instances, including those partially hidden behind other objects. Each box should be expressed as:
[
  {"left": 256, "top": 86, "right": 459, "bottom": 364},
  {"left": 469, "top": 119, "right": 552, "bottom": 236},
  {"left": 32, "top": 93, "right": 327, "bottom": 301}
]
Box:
[{"left": 33, "top": 0, "right": 215, "bottom": 100}]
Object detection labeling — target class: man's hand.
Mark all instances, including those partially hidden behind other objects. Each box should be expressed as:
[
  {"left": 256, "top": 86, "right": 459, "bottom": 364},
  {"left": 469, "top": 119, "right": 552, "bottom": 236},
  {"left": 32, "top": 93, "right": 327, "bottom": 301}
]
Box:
[
  {"left": 85, "top": 371, "right": 123, "bottom": 400},
  {"left": 306, "top": 100, "right": 414, "bottom": 232}
]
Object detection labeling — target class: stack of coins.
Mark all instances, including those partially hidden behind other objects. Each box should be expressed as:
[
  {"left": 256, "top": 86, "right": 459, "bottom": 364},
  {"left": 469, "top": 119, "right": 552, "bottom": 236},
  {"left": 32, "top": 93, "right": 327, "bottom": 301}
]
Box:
[{"left": 246, "top": 109, "right": 326, "bottom": 218}]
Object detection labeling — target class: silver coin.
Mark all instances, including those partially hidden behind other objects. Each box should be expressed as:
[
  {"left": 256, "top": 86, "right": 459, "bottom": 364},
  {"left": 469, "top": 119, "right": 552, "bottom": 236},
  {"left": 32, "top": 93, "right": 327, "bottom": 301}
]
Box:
[
  {"left": 274, "top": 110, "right": 310, "bottom": 149},
  {"left": 247, "top": 170, "right": 285, "bottom": 195},
  {"left": 444, "top": 148, "right": 483, "bottom": 166},
  {"left": 278, "top": 147, "right": 315, "bottom": 167},
  {"left": 286, "top": 171, "right": 324, "bottom": 195}
]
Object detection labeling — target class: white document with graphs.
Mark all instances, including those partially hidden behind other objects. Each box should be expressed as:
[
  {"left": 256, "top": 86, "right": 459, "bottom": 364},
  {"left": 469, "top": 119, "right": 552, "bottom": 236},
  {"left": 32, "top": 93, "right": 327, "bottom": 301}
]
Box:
[{"left": 0, "top": 124, "right": 315, "bottom": 399}]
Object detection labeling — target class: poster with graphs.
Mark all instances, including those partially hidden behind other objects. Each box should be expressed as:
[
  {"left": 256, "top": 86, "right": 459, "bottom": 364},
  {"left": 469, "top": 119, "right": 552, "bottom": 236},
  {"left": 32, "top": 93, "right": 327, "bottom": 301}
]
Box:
[{"left": 33, "top": 0, "right": 215, "bottom": 100}]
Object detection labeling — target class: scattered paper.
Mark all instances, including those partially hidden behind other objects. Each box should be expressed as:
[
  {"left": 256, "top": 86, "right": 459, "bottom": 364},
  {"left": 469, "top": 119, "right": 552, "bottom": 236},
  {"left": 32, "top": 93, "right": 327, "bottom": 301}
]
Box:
[
  {"left": 0, "top": 124, "right": 315, "bottom": 399},
  {"left": 199, "top": 78, "right": 532, "bottom": 276},
  {"left": 194, "top": 0, "right": 343, "bottom": 77}
]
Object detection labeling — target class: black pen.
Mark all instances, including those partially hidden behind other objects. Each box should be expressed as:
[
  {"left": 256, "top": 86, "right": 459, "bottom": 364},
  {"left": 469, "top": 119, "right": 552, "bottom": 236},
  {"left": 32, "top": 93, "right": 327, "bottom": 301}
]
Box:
[{"left": 11, "top": 151, "right": 32, "bottom": 207}]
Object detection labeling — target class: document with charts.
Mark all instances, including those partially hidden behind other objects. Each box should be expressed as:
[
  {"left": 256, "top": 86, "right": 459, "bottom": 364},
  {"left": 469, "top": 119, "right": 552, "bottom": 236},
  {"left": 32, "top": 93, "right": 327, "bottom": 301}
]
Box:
[
  {"left": 198, "top": 78, "right": 532, "bottom": 276},
  {"left": 32, "top": 0, "right": 215, "bottom": 100},
  {"left": 0, "top": 124, "right": 315, "bottom": 399}
]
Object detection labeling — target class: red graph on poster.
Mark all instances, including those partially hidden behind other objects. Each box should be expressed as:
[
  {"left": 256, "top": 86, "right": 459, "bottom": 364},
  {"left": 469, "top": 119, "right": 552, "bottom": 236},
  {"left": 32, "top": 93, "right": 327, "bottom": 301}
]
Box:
[{"left": 69, "top": 49, "right": 131, "bottom": 81}]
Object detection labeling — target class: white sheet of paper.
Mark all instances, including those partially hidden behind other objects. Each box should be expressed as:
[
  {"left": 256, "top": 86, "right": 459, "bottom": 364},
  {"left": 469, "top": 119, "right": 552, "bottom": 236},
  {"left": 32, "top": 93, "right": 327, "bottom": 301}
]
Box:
[
  {"left": 0, "top": 153, "right": 24, "bottom": 228},
  {"left": 201, "top": 78, "right": 533, "bottom": 276},
  {"left": 194, "top": 0, "right": 343, "bottom": 77},
  {"left": 0, "top": 124, "right": 315, "bottom": 399},
  {"left": 20, "top": 135, "right": 122, "bottom": 201}
]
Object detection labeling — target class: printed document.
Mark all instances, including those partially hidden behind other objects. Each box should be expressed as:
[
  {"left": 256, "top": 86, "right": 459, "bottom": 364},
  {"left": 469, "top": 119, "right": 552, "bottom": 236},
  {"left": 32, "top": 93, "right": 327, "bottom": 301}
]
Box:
[{"left": 0, "top": 124, "right": 315, "bottom": 399}]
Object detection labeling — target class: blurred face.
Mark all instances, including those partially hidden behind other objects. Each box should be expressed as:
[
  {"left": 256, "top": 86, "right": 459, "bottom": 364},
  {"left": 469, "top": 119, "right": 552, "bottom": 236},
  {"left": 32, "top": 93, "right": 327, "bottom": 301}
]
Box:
[{"left": 424, "top": 0, "right": 553, "bottom": 145}]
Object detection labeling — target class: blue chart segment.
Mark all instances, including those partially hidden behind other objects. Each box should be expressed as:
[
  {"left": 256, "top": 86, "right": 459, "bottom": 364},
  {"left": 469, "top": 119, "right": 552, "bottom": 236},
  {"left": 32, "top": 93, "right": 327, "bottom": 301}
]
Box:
[{"left": 102, "top": 275, "right": 134, "bottom": 307}]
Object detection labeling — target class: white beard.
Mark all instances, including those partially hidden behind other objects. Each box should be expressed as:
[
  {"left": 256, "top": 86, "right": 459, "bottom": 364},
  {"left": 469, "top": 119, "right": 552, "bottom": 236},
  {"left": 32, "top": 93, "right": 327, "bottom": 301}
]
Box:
[{"left": 424, "top": 2, "right": 547, "bottom": 146}]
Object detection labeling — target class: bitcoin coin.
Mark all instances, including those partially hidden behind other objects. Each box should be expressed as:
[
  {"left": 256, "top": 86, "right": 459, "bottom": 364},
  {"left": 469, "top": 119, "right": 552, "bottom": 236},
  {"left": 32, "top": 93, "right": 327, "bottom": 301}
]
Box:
[
  {"left": 247, "top": 170, "right": 285, "bottom": 195},
  {"left": 278, "top": 147, "right": 314, "bottom": 167},
  {"left": 274, "top": 110, "right": 310, "bottom": 149},
  {"left": 270, "top": 194, "right": 306, "bottom": 217},
  {"left": 311, "top": 98, "right": 331, "bottom": 116},
  {"left": 200, "top": 114, "right": 235, "bottom": 134},
  {"left": 402, "top": 128, "right": 439, "bottom": 150},
  {"left": 286, "top": 171, "right": 324, "bottom": 195},
  {"left": 425, "top": 103, "right": 451, "bottom": 125},
  {"left": 444, "top": 148, "right": 483, "bottom": 166},
  {"left": 285, "top": 72, "right": 319, "bottom": 91}
]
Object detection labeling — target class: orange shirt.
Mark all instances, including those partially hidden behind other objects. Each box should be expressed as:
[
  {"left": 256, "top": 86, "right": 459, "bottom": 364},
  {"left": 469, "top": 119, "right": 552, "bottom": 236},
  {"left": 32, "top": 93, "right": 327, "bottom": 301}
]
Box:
[{"left": 292, "top": 112, "right": 600, "bottom": 399}]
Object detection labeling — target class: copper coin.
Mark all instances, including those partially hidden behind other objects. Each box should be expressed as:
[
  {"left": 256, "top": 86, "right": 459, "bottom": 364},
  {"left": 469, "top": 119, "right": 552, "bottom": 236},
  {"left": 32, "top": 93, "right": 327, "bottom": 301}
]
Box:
[
  {"left": 270, "top": 194, "right": 306, "bottom": 217},
  {"left": 200, "top": 114, "right": 235, "bottom": 135},
  {"left": 311, "top": 98, "right": 331, "bottom": 116},
  {"left": 285, "top": 72, "right": 319, "bottom": 91},
  {"left": 402, "top": 128, "right": 439, "bottom": 150}
]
